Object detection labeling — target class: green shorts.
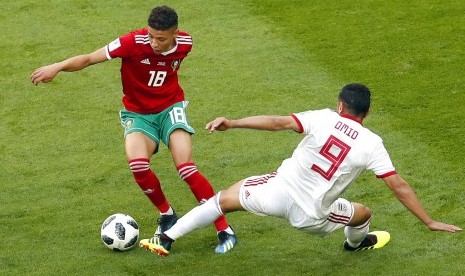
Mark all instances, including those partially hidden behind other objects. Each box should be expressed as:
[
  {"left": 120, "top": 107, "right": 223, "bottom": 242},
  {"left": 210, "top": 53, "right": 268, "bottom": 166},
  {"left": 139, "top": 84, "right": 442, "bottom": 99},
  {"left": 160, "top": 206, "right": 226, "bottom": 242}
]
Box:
[{"left": 119, "top": 101, "right": 195, "bottom": 152}]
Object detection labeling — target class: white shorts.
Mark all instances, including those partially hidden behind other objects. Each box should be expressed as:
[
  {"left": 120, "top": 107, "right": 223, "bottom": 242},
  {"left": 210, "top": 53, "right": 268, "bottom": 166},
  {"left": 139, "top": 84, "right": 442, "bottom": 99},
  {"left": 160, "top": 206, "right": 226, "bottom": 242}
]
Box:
[{"left": 239, "top": 173, "right": 354, "bottom": 237}]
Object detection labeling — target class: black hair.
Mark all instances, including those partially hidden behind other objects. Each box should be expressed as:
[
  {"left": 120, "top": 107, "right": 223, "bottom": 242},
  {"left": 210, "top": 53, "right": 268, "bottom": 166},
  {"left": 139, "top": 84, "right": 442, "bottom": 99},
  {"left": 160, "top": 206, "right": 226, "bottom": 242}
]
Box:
[
  {"left": 148, "top": 5, "right": 178, "bottom": 30},
  {"left": 338, "top": 83, "right": 371, "bottom": 116}
]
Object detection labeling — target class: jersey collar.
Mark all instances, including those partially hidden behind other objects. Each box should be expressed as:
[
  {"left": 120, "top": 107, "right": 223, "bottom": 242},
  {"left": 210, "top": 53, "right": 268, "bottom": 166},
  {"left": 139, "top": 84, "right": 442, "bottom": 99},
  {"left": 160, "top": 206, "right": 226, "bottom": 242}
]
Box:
[
  {"left": 341, "top": 113, "right": 363, "bottom": 125},
  {"left": 161, "top": 41, "right": 178, "bottom": 56}
]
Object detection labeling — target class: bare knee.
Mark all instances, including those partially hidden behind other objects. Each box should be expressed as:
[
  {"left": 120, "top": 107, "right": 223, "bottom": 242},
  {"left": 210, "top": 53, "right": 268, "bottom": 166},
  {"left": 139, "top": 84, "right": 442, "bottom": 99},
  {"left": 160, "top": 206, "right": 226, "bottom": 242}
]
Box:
[
  {"left": 348, "top": 203, "right": 372, "bottom": 226},
  {"left": 361, "top": 206, "right": 372, "bottom": 221},
  {"left": 218, "top": 182, "right": 244, "bottom": 213}
]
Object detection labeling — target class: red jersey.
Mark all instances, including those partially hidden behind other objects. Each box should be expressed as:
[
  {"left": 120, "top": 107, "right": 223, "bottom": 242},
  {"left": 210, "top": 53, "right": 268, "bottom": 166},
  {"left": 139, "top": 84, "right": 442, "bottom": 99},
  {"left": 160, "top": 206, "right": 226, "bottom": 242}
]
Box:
[{"left": 104, "top": 28, "right": 193, "bottom": 114}]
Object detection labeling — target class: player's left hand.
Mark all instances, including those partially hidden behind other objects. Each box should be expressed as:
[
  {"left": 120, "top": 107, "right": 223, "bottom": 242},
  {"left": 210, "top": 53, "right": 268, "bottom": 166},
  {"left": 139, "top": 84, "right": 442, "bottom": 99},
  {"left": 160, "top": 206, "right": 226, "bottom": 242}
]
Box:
[{"left": 427, "top": 221, "right": 462, "bottom": 233}]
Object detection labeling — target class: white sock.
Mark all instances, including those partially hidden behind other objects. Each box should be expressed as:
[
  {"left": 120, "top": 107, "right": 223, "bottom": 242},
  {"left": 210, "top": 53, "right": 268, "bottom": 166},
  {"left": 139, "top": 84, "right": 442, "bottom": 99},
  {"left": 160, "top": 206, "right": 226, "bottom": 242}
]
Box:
[
  {"left": 165, "top": 194, "right": 223, "bottom": 240},
  {"left": 344, "top": 217, "right": 371, "bottom": 248}
]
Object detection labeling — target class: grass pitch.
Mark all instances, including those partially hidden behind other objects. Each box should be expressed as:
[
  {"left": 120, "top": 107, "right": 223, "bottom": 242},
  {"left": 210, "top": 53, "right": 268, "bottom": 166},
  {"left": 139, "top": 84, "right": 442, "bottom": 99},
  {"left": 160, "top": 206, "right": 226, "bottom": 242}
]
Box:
[{"left": 1, "top": 0, "right": 464, "bottom": 275}]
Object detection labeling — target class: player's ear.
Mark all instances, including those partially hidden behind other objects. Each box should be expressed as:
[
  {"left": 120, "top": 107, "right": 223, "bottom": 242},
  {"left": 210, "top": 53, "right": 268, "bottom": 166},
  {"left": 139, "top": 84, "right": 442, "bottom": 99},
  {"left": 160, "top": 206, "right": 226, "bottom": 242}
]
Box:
[{"left": 337, "top": 101, "right": 344, "bottom": 114}]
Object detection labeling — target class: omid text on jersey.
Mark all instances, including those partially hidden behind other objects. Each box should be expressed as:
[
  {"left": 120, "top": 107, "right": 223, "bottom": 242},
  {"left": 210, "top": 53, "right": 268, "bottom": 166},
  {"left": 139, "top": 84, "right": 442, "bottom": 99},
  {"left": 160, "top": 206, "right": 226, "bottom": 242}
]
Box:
[{"left": 334, "top": 121, "right": 358, "bottom": 140}]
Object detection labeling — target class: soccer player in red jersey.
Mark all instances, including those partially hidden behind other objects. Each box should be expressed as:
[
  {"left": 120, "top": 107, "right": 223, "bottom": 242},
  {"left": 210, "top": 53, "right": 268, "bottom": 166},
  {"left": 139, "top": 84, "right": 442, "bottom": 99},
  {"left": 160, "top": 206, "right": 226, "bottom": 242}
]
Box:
[{"left": 30, "top": 5, "right": 237, "bottom": 254}]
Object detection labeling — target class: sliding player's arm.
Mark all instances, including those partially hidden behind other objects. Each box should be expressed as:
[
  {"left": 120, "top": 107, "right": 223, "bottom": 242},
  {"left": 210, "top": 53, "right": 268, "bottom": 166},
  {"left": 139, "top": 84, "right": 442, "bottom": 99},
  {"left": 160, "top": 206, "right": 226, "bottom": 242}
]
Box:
[
  {"left": 382, "top": 174, "right": 461, "bottom": 233},
  {"left": 205, "top": 115, "right": 300, "bottom": 133}
]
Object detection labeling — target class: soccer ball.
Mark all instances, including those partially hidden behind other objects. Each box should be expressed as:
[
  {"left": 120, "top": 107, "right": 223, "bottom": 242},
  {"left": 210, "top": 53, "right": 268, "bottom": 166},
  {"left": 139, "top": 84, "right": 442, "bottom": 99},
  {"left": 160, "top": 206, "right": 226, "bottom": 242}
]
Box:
[{"left": 101, "top": 213, "right": 139, "bottom": 251}]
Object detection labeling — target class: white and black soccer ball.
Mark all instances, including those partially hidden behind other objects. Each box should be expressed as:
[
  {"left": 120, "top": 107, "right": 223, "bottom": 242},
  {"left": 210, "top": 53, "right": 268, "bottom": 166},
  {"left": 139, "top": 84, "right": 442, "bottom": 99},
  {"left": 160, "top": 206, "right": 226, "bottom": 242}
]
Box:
[{"left": 101, "top": 213, "right": 139, "bottom": 251}]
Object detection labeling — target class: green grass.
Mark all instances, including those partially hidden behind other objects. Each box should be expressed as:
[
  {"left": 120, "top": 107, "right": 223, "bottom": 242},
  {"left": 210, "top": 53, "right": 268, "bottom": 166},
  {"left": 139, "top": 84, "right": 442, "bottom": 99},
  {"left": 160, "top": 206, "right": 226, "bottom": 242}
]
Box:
[{"left": 1, "top": 0, "right": 464, "bottom": 275}]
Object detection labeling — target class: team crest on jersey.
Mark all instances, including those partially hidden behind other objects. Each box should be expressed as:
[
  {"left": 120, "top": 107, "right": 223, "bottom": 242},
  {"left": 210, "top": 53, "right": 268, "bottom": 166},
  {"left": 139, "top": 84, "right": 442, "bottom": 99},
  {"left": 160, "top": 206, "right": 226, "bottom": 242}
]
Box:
[{"left": 171, "top": 59, "right": 181, "bottom": 71}]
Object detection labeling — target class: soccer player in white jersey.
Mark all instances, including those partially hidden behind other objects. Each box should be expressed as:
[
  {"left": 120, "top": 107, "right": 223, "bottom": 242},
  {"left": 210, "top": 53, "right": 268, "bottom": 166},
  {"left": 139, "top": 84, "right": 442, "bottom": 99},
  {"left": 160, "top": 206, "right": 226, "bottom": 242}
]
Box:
[{"left": 139, "top": 83, "right": 461, "bottom": 256}]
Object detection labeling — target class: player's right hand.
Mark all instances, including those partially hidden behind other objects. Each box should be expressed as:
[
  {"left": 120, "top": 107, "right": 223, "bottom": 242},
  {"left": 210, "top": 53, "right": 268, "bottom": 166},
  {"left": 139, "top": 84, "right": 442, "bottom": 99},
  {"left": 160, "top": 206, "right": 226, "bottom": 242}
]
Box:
[{"left": 30, "top": 64, "right": 60, "bottom": 85}]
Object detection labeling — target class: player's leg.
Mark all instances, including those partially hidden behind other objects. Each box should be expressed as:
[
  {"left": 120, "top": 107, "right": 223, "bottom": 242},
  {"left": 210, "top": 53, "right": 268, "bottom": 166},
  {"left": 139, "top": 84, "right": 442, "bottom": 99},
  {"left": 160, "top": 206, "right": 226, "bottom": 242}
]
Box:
[
  {"left": 344, "top": 202, "right": 372, "bottom": 246},
  {"left": 159, "top": 102, "right": 236, "bottom": 249},
  {"left": 140, "top": 179, "right": 245, "bottom": 256},
  {"left": 141, "top": 173, "right": 284, "bottom": 256},
  {"left": 168, "top": 129, "right": 237, "bottom": 252},
  {"left": 168, "top": 180, "right": 244, "bottom": 239},
  {"left": 125, "top": 132, "right": 177, "bottom": 233},
  {"left": 343, "top": 202, "right": 390, "bottom": 251},
  {"left": 125, "top": 133, "right": 172, "bottom": 213},
  {"left": 120, "top": 111, "right": 172, "bottom": 225}
]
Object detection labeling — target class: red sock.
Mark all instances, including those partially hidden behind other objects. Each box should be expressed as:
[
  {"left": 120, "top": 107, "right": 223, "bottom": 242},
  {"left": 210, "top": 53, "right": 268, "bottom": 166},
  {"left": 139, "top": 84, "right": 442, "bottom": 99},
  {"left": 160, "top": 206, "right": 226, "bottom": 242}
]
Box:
[
  {"left": 177, "top": 162, "right": 229, "bottom": 231},
  {"left": 129, "top": 158, "right": 170, "bottom": 213}
]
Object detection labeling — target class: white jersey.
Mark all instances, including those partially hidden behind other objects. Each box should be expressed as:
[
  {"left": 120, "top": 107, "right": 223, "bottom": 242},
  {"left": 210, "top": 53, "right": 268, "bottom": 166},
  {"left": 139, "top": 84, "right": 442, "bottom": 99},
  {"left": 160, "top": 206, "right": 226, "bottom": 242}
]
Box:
[{"left": 275, "top": 108, "right": 396, "bottom": 220}]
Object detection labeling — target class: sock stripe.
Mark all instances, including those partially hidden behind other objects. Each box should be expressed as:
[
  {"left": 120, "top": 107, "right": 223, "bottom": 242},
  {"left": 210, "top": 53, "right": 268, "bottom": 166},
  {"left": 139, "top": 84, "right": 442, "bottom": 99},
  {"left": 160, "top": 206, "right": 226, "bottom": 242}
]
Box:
[
  {"left": 177, "top": 163, "right": 198, "bottom": 180},
  {"left": 129, "top": 158, "right": 150, "bottom": 172}
]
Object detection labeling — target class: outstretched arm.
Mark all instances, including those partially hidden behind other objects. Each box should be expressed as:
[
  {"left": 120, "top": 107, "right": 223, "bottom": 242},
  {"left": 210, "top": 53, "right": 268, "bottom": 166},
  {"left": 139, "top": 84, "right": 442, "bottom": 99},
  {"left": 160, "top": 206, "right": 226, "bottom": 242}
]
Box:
[
  {"left": 382, "top": 174, "right": 461, "bottom": 233},
  {"left": 205, "top": 115, "right": 300, "bottom": 133},
  {"left": 30, "top": 47, "right": 108, "bottom": 85}
]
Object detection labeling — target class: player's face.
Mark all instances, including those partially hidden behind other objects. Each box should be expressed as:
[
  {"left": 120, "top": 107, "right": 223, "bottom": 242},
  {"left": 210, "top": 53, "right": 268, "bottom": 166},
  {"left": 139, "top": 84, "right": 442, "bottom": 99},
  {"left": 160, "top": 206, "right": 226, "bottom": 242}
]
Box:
[{"left": 147, "top": 26, "right": 178, "bottom": 55}]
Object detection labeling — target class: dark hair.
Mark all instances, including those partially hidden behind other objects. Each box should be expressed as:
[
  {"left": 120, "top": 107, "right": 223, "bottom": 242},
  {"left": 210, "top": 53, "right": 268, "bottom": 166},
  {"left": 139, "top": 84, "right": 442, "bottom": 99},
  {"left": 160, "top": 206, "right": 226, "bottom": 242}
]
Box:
[
  {"left": 148, "top": 5, "right": 178, "bottom": 30},
  {"left": 338, "top": 83, "right": 371, "bottom": 116}
]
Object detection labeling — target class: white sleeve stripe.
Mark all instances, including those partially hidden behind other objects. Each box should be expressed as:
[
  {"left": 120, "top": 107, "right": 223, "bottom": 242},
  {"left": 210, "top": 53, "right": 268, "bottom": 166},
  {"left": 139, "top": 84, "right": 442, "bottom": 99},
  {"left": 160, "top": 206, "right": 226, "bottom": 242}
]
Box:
[{"left": 104, "top": 45, "right": 112, "bottom": 60}]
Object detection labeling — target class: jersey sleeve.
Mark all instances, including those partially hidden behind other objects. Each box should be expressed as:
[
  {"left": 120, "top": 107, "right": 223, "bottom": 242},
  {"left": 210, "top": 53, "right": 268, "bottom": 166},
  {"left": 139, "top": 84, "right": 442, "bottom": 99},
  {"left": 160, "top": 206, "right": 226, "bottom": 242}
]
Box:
[
  {"left": 292, "top": 110, "right": 313, "bottom": 134},
  {"left": 176, "top": 31, "right": 193, "bottom": 53},
  {"left": 292, "top": 109, "right": 332, "bottom": 135},
  {"left": 367, "top": 140, "right": 397, "bottom": 178},
  {"left": 104, "top": 32, "right": 134, "bottom": 60},
  {"left": 291, "top": 114, "right": 304, "bottom": 133}
]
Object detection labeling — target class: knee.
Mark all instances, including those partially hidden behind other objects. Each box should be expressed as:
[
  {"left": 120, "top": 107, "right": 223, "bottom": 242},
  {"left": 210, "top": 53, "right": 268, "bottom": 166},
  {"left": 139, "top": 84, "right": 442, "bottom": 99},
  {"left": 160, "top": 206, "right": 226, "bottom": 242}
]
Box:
[
  {"left": 349, "top": 203, "right": 372, "bottom": 226},
  {"left": 362, "top": 206, "right": 372, "bottom": 221},
  {"left": 219, "top": 190, "right": 242, "bottom": 214},
  {"left": 218, "top": 191, "right": 232, "bottom": 213}
]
